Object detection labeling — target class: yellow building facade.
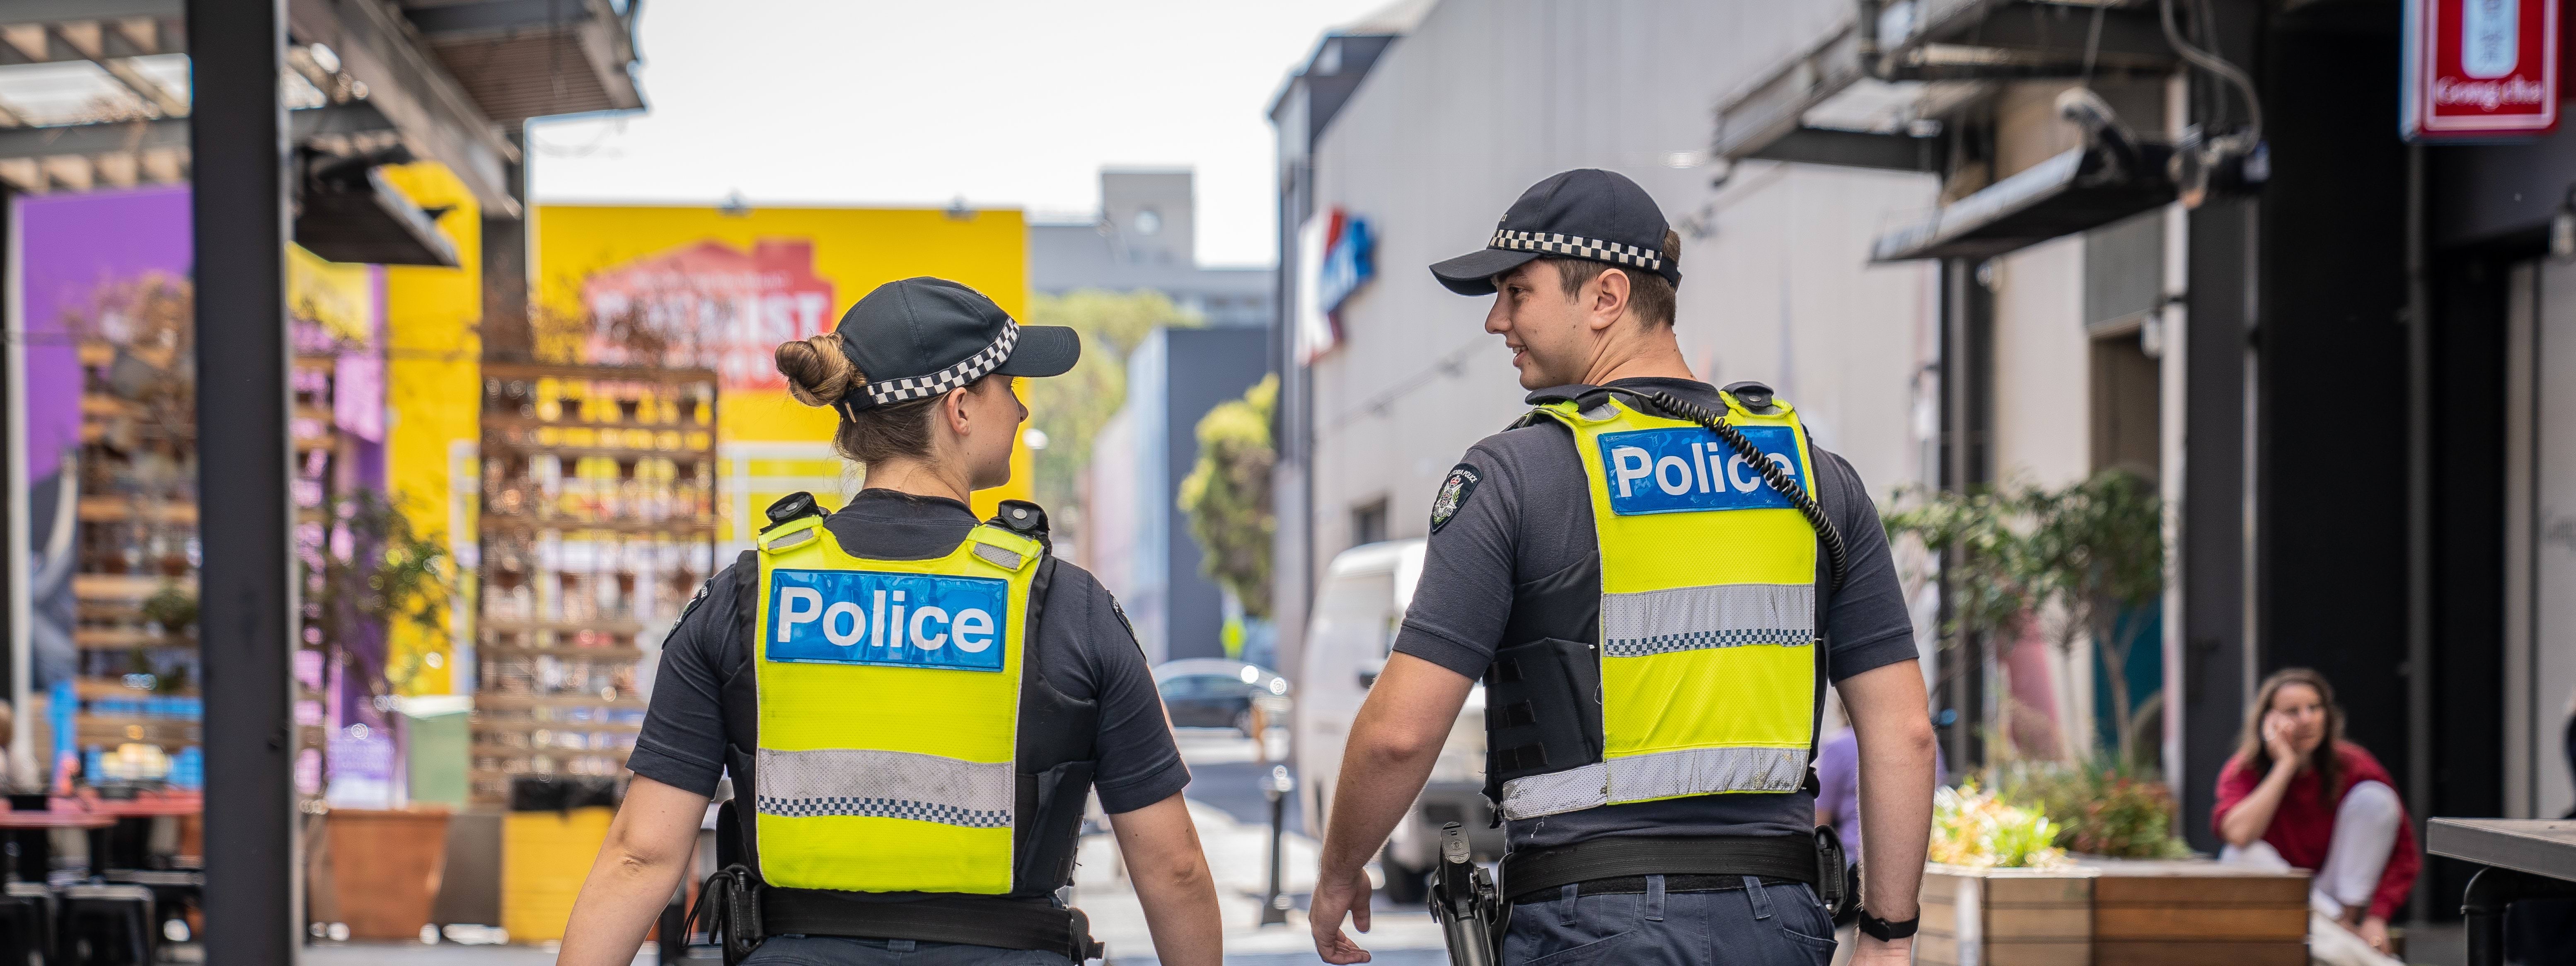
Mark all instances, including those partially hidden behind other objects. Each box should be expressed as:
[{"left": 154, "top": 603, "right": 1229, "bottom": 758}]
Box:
[{"left": 531, "top": 203, "right": 1035, "bottom": 540}]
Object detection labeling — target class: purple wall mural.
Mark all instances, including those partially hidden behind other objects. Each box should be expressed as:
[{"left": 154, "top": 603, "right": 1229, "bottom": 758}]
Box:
[
  {"left": 18, "top": 187, "right": 193, "bottom": 693},
  {"left": 21, "top": 186, "right": 191, "bottom": 483}
]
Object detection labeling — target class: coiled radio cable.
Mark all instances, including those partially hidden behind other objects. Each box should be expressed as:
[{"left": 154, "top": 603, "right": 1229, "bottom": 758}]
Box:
[{"left": 1610, "top": 387, "right": 1850, "bottom": 593}]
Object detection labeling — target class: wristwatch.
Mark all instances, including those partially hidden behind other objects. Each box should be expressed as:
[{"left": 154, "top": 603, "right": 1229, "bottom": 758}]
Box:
[{"left": 1858, "top": 911, "right": 1920, "bottom": 942}]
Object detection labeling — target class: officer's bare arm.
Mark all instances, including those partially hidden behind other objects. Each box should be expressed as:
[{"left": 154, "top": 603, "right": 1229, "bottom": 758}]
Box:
[
  {"left": 1311, "top": 652, "right": 1476, "bottom": 964},
  {"left": 1110, "top": 790, "right": 1224, "bottom": 966},
  {"left": 1840, "top": 660, "right": 1937, "bottom": 950},
  {"left": 559, "top": 775, "right": 712, "bottom": 966}
]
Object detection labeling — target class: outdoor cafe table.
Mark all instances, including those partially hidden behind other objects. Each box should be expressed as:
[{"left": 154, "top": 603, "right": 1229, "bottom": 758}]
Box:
[
  {"left": 52, "top": 796, "right": 201, "bottom": 872},
  {"left": 0, "top": 811, "right": 116, "bottom": 884},
  {"left": 2426, "top": 818, "right": 2576, "bottom": 966}
]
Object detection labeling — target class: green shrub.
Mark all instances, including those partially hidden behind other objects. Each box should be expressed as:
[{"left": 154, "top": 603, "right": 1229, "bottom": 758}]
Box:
[
  {"left": 141, "top": 583, "right": 196, "bottom": 634},
  {"left": 1930, "top": 783, "right": 2069, "bottom": 869},
  {"left": 1994, "top": 761, "right": 2196, "bottom": 860}
]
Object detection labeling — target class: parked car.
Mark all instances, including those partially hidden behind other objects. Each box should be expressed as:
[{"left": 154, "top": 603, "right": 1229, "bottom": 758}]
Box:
[
  {"left": 1294, "top": 539, "right": 1500, "bottom": 904},
  {"left": 1153, "top": 659, "right": 1291, "bottom": 736}
]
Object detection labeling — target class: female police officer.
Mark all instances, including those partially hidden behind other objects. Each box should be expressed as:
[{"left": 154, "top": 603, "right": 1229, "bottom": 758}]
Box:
[{"left": 559, "top": 277, "right": 1221, "bottom": 966}]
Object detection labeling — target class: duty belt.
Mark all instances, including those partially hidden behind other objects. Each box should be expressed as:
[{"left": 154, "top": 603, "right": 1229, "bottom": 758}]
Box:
[
  {"left": 689, "top": 866, "right": 1103, "bottom": 964},
  {"left": 1498, "top": 834, "right": 1828, "bottom": 906}
]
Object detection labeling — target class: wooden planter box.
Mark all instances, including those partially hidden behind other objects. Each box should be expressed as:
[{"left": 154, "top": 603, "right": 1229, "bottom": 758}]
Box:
[
  {"left": 1918, "top": 859, "right": 2310, "bottom": 966},
  {"left": 2083, "top": 859, "right": 2310, "bottom": 966},
  {"left": 1920, "top": 864, "right": 2095, "bottom": 966}
]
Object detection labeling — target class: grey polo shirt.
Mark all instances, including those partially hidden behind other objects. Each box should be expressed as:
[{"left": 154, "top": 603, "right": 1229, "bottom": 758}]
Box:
[
  {"left": 1392, "top": 377, "right": 1919, "bottom": 850},
  {"left": 626, "top": 489, "right": 1190, "bottom": 814}
]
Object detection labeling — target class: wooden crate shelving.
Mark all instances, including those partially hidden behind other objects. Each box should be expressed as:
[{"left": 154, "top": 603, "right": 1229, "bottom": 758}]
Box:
[
  {"left": 471, "top": 361, "right": 717, "bottom": 804},
  {"left": 68, "top": 332, "right": 206, "bottom": 787}
]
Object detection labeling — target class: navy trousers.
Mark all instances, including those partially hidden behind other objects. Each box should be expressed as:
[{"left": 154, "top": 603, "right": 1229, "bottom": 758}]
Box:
[
  {"left": 1501, "top": 875, "right": 1839, "bottom": 966},
  {"left": 741, "top": 936, "right": 1073, "bottom": 965}
]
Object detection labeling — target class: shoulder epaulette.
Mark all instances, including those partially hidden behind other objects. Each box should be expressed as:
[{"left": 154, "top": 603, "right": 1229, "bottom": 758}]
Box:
[
  {"left": 989, "top": 500, "right": 1052, "bottom": 556},
  {"left": 761, "top": 491, "right": 824, "bottom": 532}
]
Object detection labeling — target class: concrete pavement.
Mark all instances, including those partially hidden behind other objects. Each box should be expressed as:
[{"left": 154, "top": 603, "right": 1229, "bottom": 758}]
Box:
[
  {"left": 1077, "top": 728, "right": 1451, "bottom": 966},
  {"left": 306, "top": 729, "right": 1457, "bottom": 966}
]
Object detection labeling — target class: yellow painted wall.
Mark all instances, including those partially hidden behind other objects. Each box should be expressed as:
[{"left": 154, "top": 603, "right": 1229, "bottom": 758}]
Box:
[
  {"left": 380, "top": 162, "right": 483, "bottom": 697},
  {"left": 288, "top": 244, "right": 374, "bottom": 344},
  {"left": 531, "top": 204, "right": 1033, "bottom": 542}
]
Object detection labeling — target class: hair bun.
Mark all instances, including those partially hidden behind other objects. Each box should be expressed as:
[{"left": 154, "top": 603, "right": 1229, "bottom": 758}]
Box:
[{"left": 775, "top": 332, "right": 861, "bottom": 407}]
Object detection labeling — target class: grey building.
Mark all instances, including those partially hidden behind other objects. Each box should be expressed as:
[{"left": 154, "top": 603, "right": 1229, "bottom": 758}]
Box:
[
  {"left": 1264, "top": 1, "right": 1940, "bottom": 687},
  {"left": 1028, "top": 169, "right": 1273, "bottom": 328},
  {"left": 1087, "top": 327, "right": 1270, "bottom": 666},
  {"left": 1265, "top": 5, "right": 1413, "bottom": 684},
  {"left": 1030, "top": 168, "right": 1277, "bottom": 666}
]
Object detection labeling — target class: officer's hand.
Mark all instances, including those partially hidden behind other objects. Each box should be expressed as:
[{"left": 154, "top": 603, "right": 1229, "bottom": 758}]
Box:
[
  {"left": 1310, "top": 864, "right": 1375, "bottom": 964},
  {"left": 1852, "top": 935, "right": 1913, "bottom": 964}
]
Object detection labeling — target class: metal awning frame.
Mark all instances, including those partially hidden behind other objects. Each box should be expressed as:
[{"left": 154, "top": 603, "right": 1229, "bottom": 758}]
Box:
[
  {"left": 0, "top": 0, "right": 646, "bottom": 217},
  {"left": 1711, "top": 0, "right": 2180, "bottom": 171},
  {"left": 1867, "top": 141, "right": 2178, "bottom": 262}
]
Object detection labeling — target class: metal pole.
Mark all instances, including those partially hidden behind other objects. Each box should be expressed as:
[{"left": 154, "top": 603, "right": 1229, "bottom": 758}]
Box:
[
  {"left": 1260, "top": 765, "right": 1293, "bottom": 926},
  {"left": 189, "top": 0, "right": 301, "bottom": 962},
  {"left": 2401, "top": 142, "right": 2435, "bottom": 926}
]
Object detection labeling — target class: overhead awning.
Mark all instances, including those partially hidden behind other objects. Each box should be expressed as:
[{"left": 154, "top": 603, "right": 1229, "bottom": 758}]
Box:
[
  {"left": 1709, "top": 0, "right": 2175, "bottom": 171},
  {"left": 295, "top": 165, "right": 460, "bottom": 267},
  {"left": 401, "top": 0, "right": 646, "bottom": 126},
  {"left": 0, "top": 0, "right": 643, "bottom": 215},
  {"left": 1869, "top": 143, "right": 2175, "bottom": 262}
]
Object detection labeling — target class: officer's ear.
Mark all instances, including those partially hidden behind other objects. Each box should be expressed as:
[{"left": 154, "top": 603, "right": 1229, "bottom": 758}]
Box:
[
  {"left": 938, "top": 385, "right": 975, "bottom": 437},
  {"left": 1587, "top": 266, "right": 1633, "bottom": 333}
]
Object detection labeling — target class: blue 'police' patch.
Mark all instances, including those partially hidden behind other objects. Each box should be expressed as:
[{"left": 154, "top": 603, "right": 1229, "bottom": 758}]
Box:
[
  {"left": 1596, "top": 425, "right": 1807, "bottom": 516},
  {"left": 767, "top": 569, "right": 1009, "bottom": 671}
]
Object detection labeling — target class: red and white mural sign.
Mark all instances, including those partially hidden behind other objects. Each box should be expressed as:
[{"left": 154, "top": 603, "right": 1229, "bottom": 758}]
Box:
[
  {"left": 2404, "top": 0, "right": 2562, "bottom": 140},
  {"left": 581, "top": 238, "right": 836, "bottom": 390}
]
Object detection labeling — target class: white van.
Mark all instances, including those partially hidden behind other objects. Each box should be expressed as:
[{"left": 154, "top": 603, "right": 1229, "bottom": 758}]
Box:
[{"left": 1295, "top": 539, "right": 1503, "bottom": 902}]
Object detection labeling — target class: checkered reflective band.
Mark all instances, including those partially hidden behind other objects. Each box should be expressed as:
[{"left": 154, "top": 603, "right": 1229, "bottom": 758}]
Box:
[
  {"left": 1488, "top": 230, "right": 1665, "bottom": 272},
  {"left": 757, "top": 747, "right": 1015, "bottom": 830},
  {"left": 1600, "top": 583, "right": 1812, "bottom": 659},
  {"left": 834, "top": 320, "right": 1020, "bottom": 419},
  {"left": 756, "top": 794, "right": 1013, "bottom": 828}
]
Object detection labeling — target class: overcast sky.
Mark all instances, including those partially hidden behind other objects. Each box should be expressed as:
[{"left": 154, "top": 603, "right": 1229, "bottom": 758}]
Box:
[{"left": 526, "top": 0, "right": 1393, "bottom": 267}]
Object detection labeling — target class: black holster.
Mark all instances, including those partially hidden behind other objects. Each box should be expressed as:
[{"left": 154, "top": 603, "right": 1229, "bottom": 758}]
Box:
[
  {"left": 1812, "top": 826, "right": 1855, "bottom": 923},
  {"left": 685, "top": 864, "right": 763, "bottom": 966}
]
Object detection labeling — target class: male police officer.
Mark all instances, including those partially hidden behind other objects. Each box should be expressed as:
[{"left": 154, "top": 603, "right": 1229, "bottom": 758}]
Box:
[{"left": 1309, "top": 170, "right": 1936, "bottom": 966}]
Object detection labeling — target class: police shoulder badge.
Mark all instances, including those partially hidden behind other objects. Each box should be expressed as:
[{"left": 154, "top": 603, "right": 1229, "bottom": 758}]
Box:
[{"left": 1430, "top": 463, "right": 1482, "bottom": 534}]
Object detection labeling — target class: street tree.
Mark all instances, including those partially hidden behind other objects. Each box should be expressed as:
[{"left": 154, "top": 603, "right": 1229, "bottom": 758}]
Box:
[
  {"left": 1178, "top": 375, "right": 1275, "bottom": 619},
  {"left": 1020, "top": 289, "right": 1203, "bottom": 536}
]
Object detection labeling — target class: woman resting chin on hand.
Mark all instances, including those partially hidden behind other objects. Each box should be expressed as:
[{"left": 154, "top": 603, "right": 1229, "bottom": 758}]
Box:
[{"left": 2212, "top": 668, "right": 2417, "bottom": 966}]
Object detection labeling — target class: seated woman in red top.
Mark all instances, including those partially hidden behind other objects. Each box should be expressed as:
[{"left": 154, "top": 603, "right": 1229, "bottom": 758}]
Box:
[{"left": 2213, "top": 668, "right": 2418, "bottom": 965}]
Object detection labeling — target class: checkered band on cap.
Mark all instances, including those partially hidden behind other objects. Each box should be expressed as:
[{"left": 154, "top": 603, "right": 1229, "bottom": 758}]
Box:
[
  {"left": 834, "top": 320, "right": 1019, "bottom": 420},
  {"left": 1489, "top": 229, "right": 1665, "bottom": 272}
]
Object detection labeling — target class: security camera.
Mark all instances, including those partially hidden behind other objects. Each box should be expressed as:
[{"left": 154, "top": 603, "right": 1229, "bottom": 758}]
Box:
[{"left": 2056, "top": 87, "right": 2143, "bottom": 181}]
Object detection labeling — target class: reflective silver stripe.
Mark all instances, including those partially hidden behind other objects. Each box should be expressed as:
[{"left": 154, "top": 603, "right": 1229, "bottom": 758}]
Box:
[
  {"left": 1608, "top": 746, "right": 1808, "bottom": 802},
  {"left": 756, "top": 748, "right": 1014, "bottom": 828},
  {"left": 1601, "top": 583, "right": 1813, "bottom": 658},
  {"left": 1500, "top": 763, "right": 1606, "bottom": 821},
  {"left": 971, "top": 540, "right": 1023, "bottom": 571},
  {"left": 1500, "top": 747, "right": 1811, "bottom": 820}
]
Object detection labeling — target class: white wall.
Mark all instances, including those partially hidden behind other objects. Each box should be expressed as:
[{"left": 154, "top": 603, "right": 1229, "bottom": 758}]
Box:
[
  {"left": 1988, "top": 235, "right": 2093, "bottom": 488},
  {"left": 1300, "top": 0, "right": 1940, "bottom": 571},
  {"left": 2508, "top": 259, "right": 2576, "bottom": 819}
]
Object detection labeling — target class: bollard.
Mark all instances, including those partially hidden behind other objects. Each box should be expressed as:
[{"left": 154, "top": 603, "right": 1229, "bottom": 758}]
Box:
[{"left": 1260, "top": 765, "right": 1295, "bottom": 925}]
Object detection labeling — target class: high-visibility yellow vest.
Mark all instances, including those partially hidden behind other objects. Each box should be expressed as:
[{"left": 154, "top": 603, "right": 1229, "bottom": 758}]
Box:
[
  {"left": 1487, "top": 390, "right": 1821, "bottom": 820},
  {"left": 747, "top": 511, "right": 1071, "bottom": 894}
]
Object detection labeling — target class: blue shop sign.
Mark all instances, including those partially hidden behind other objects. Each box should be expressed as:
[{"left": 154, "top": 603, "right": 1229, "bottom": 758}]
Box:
[{"left": 1318, "top": 215, "right": 1376, "bottom": 315}]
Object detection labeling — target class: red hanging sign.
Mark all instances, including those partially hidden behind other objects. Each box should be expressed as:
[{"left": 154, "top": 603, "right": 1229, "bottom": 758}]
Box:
[{"left": 2403, "top": 0, "right": 2561, "bottom": 140}]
